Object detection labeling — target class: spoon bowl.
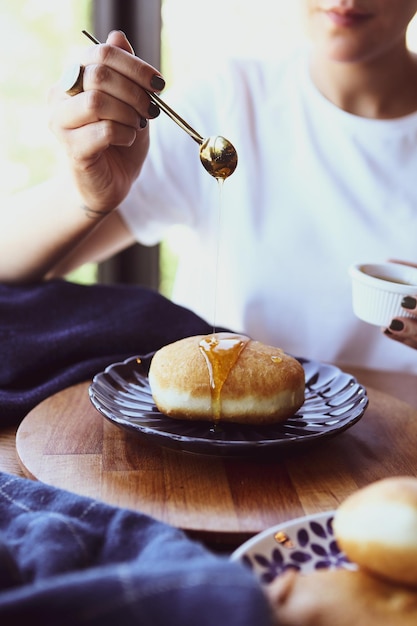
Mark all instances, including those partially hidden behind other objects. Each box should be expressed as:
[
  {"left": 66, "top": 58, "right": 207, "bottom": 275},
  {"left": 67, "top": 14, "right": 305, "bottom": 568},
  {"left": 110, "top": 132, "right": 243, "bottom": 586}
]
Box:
[{"left": 199, "top": 136, "right": 238, "bottom": 179}]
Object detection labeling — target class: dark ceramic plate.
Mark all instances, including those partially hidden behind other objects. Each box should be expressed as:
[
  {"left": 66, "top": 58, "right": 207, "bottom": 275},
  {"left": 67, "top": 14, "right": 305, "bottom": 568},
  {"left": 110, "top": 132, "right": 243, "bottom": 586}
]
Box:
[{"left": 88, "top": 355, "right": 368, "bottom": 458}]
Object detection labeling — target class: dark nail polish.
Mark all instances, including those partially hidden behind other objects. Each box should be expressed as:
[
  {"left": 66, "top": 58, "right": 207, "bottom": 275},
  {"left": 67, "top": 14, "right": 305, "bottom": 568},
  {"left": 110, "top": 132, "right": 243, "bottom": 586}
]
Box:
[
  {"left": 401, "top": 296, "right": 416, "bottom": 310},
  {"left": 150, "top": 75, "right": 165, "bottom": 91},
  {"left": 148, "top": 102, "right": 160, "bottom": 118},
  {"left": 139, "top": 117, "right": 148, "bottom": 129},
  {"left": 389, "top": 319, "right": 404, "bottom": 331}
]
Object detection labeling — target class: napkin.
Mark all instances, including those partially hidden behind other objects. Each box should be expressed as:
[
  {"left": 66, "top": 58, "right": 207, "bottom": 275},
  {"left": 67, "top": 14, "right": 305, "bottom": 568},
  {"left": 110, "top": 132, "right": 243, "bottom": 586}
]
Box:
[
  {"left": 0, "top": 279, "right": 225, "bottom": 424},
  {"left": 0, "top": 471, "right": 272, "bottom": 625}
]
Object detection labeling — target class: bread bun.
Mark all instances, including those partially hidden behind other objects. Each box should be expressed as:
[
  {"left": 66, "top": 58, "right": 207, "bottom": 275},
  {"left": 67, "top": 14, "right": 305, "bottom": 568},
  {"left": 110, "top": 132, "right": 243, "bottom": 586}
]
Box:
[
  {"left": 267, "top": 568, "right": 417, "bottom": 626},
  {"left": 148, "top": 332, "right": 305, "bottom": 424},
  {"left": 333, "top": 477, "right": 417, "bottom": 587}
]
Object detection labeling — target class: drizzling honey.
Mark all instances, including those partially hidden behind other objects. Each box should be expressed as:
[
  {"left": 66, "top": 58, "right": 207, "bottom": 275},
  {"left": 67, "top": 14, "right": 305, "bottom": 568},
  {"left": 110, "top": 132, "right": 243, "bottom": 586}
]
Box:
[
  {"left": 201, "top": 159, "right": 243, "bottom": 422},
  {"left": 199, "top": 332, "right": 249, "bottom": 421},
  {"left": 211, "top": 178, "right": 224, "bottom": 332}
]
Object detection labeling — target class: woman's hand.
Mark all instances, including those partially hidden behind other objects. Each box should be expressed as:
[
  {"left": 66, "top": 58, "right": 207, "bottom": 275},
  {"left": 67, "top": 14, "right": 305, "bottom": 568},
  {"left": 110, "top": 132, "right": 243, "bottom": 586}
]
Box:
[
  {"left": 266, "top": 568, "right": 417, "bottom": 626},
  {"left": 48, "top": 30, "right": 165, "bottom": 214},
  {"left": 384, "top": 296, "right": 417, "bottom": 350},
  {"left": 383, "top": 261, "right": 417, "bottom": 350}
]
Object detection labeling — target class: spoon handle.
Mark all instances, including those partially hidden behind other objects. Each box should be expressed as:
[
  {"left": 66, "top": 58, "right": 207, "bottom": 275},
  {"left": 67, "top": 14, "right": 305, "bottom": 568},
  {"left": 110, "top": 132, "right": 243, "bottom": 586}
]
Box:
[
  {"left": 82, "top": 30, "right": 204, "bottom": 145},
  {"left": 146, "top": 90, "right": 203, "bottom": 145}
]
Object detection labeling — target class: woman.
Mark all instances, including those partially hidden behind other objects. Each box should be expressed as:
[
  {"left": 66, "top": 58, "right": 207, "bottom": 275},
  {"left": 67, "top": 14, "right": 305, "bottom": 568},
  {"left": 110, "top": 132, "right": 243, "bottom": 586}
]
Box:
[{"left": 2, "top": 1, "right": 417, "bottom": 369}]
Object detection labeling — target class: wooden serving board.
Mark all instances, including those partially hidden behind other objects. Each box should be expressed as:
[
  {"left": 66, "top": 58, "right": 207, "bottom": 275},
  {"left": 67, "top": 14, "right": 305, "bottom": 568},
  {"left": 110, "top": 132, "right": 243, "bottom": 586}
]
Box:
[{"left": 16, "top": 378, "right": 417, "bottom": 547}]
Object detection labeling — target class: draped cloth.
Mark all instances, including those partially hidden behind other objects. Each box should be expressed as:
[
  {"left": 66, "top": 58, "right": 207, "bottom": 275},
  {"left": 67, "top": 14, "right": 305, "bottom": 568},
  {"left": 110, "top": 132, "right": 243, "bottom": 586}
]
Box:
[
  {"left": 0, "top": 471, "right": 272, "bottom": 625},
  {"left": 0, "top": 279, "right": 223, "bottom": 424}
]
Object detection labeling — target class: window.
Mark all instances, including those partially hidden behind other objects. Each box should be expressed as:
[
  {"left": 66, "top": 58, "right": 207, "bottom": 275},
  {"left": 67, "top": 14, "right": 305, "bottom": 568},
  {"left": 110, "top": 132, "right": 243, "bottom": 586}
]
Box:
[{"left": 0, "top": 0, "right": 94, "bottom": 282}]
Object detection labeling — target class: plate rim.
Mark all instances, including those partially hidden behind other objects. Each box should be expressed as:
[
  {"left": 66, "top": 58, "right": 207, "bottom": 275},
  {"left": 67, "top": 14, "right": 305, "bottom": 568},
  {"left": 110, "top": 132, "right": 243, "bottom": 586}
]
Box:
[
  {"left": 230, "top": 510, "right": 336, "bottom": 562},
  {"left": 230, "top": 509, "right": 354, "bottom": 584},
  {"left": 88, "top": 354, "right": 369, "bottom": 456}
]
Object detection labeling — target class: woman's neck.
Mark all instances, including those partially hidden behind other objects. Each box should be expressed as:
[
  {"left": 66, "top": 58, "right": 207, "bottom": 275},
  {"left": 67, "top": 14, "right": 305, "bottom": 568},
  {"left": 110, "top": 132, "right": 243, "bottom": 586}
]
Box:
[{"left": 309, "top": 47, "right": 417, "bottom": 119}]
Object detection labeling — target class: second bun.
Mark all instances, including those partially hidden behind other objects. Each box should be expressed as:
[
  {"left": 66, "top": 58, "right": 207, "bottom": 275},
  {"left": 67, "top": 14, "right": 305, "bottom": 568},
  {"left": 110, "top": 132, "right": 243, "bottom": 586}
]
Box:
[{"left": 333, "top": 476, "right": 417, "bottom": 587}]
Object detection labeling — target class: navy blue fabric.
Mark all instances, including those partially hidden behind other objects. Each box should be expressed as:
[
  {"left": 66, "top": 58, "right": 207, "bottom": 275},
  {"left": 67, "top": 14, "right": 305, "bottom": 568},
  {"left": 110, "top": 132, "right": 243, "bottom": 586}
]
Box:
[
  {"left": 0, "top": 279, "right": 224, "bottom": 424},
  {"left": 0, "top": 472, "right": 273, "bottom": 625}
]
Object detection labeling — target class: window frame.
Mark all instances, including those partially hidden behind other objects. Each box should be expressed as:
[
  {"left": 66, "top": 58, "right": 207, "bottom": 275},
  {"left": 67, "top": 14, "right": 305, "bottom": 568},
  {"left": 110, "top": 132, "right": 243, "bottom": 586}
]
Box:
[{"left": 93, "top": 0, "right": 162, "bottom": 288}]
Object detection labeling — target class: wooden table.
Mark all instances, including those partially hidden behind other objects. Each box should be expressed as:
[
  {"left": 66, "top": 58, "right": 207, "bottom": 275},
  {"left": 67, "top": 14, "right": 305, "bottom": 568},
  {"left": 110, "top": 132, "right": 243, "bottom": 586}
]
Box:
[{"left": 5, "top": 365, "right": 416, "bottom": 549}]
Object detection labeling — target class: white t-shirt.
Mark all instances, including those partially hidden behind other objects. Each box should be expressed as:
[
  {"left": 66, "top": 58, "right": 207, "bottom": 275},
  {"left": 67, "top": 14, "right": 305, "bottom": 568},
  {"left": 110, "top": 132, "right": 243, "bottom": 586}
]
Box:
[{"left": 119, "top": 47, "right": 417, "bottom": 373}]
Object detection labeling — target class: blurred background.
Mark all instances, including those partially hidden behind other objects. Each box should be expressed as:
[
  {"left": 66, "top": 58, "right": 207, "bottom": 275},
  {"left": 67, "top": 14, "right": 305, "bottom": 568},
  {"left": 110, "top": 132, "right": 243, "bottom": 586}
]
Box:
[{"left": 1, "top": 1, "right": 416, "bottom": 290}]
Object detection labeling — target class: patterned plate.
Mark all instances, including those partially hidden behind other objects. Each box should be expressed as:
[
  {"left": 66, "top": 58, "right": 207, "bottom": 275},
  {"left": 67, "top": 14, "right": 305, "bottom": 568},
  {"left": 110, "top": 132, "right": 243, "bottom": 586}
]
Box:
[
  {"left": 231, "top": 511, "right": 355, "bottom": 584},
  {"left": 89, "top": 355, "right": 368, "bottom": 458}
]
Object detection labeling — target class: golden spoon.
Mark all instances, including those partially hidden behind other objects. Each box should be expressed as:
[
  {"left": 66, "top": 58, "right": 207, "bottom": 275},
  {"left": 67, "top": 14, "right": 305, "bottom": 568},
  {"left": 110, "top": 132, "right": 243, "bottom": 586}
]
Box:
[{"left": 82, "top": 30, "right": 238, "bottom": 179}]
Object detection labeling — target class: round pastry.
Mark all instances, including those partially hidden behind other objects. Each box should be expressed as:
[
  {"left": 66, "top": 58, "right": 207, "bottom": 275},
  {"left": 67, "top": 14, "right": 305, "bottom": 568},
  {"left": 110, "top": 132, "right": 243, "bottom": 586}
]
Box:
[
  {"left": 148, "top": 332, "right": 305, "bottom": 424},
  {"left": 333, "top": 476, "right": 417, "bottom": 587}
]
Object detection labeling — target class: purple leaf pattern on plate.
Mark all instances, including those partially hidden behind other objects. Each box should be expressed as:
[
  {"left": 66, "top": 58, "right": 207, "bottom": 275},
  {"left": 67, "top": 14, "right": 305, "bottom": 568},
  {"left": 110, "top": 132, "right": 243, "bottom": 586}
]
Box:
[{"left": 239, "top": 514, "right": 351, "bottom": 584}]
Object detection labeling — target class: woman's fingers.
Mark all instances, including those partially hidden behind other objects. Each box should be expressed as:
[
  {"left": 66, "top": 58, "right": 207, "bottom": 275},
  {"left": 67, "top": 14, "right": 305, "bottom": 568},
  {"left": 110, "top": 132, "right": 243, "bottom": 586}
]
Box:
[
  {"left": 54, "top": 62, "right": 160, "bottom": 123},
  {"left": 60, "top": 122, "right": 139, "bottom": 161},
  {"left": 49, "top": 59, "right": 158, "bottom": 162},
  {"left": 81, "top": 40, "right": 165, "bottom": 96},
  {"left": 384, "top": 318, "right": 417, "bottom": 350},
  {"left": 52, "top": 88, "right": 143, "bottom": 133},
  {"left": 384, "top": 297, "right": 417, "bottom": 350},
  {"left": 50, "top": 42, "right": 163, "bottom": 147},
  {"left": 81, "top": 63, "right": 161, "bottom": 119},
  {"left": 388, "top": 259, "right": 417, "bottom": 269},
  {"left": 50, "top": 94, "right": 142, "bottom": 163},
  {"left": 106, "top": 30, "right": 135, "bottom": 54}
]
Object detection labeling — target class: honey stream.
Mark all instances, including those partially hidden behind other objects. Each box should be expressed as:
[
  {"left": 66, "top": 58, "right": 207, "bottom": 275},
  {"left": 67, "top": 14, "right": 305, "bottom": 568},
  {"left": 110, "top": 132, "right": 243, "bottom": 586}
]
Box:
[
  {"left": 198, "top": 179, "right": 250, "bottom": 423},
  {"left": 211, "top": 178, "right": 224, "bottom": 333}
]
